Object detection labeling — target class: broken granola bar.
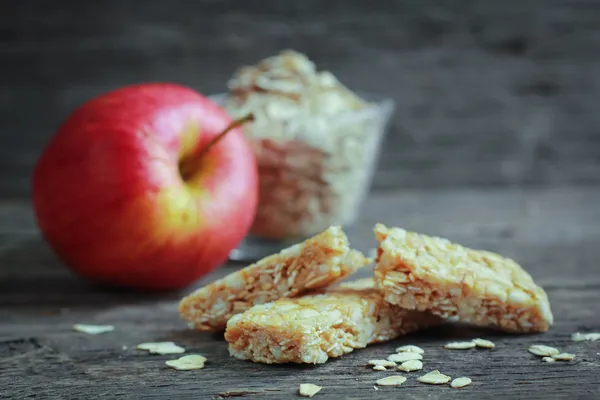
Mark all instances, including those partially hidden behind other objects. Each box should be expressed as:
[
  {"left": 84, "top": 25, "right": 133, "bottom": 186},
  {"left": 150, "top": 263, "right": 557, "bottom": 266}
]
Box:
[
  {"left": 224, "top": 278, "right": 443, "bottom": 364},
  {"left": 179, "top": 226, "right": 369, "bottom": 331},
  {"left": 373, "top": 223, "right": 553, "bottom": 333}
]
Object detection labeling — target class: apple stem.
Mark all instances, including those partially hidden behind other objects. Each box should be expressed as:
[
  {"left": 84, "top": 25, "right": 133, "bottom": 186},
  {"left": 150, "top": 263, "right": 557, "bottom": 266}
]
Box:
[
  {"left": 179, "top": 113, "right": 255, "bottom": 181},
  {"left": 195, "top": 113, "right": 255, "bottom": 159}
]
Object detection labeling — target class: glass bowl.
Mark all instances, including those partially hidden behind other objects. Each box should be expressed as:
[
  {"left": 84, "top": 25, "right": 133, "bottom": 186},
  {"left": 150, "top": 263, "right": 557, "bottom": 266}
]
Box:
[{"left": 209, "top": 92, "right": 395, "bottom": 262}]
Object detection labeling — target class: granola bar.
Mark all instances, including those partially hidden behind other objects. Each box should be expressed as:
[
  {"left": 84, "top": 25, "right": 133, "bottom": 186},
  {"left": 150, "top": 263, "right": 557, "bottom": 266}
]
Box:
[
  {"left": 373, "top": 223, "right": 553, "bottom": 333},
  {"left": 179, "top": 226, "right": 369, "bottom": 331},
  {"left": 224, "top": 278, "right": 444, "bottom": 364}
]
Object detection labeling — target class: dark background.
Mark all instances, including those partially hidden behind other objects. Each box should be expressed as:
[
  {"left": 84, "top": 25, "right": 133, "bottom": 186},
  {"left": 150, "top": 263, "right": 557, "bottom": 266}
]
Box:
[{"left": 1, "top": 0, "right": 598, "bottom": 198}]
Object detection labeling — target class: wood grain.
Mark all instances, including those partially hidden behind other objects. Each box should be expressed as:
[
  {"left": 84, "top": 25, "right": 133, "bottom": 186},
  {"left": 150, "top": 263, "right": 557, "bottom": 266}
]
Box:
[
  {"left": 1, "top": 188, "right": 599, "bottom": 399},
  {"left": 2, "top": 0, "right": 600, "bottom": 197}
]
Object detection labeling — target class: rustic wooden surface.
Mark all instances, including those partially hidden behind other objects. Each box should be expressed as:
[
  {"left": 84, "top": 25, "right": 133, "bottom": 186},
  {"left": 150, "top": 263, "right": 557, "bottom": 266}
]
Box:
[
  {"left": 2, "top": 0, "right": 600, "bottom": 197},
  {"left": 1, "top": 187, "right": 599, "bottom": 399}
]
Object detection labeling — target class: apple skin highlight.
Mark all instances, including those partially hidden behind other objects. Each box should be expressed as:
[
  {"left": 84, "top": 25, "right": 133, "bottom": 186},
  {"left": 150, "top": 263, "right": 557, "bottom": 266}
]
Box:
[{"left": 32, "top": 83, "right": 258, "bottom": 290}]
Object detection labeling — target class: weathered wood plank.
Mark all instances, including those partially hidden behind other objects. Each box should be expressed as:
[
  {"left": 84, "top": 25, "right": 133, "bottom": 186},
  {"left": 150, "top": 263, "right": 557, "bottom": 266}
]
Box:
[
  {"left": 2, "top": 0, "right": 600, "bottom": 197},
  {"left": 1, "top": 188, "right": 599, "bottom": 398},
  {"left": 1, "top": 287, "right": 599, "bottom": 399}
]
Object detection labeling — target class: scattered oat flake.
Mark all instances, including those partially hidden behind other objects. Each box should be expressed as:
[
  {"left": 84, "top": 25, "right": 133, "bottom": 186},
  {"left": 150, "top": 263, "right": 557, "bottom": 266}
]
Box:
[
  {"left": 395, "top": 345, "right": 424, "bottom": 354},
  {"left": 376, "top": 376, "right": 407, "bottom": 386},
  {"left": 368, "top": 359, "right": 397, "bottom": 368},
  {"left": 137, "top": 341, "right": 185, "bottom": 355},
  {"left": 388, "top": 352, "right": 423, "bottom": 363},
  {"left": 299, "top": 383, "right": 322, "bottom": 397},
  {"left": 572, "top": 332, "right": 600, "bottom": 342},
  {"left": 153, "top": 345, "right": 186, "bottom": 355},
  {"left": 72, "top": 324, "right": 115, "bottom": 335},
  {"left": 472, "top": 338, "right": 495, "bottom": 349},
  {"left": 373, "top": 365, "right": 387, "bottom": 371},
  {"left": 373, "top": 386, "right": 379, "bottom": 391},
  {"left": 451, "top": 377, "right": 472, "bottom": 388},
  {"left": 397, "top": 359, "right": 423, "bottom": 372},
  {"left": 444, "top": 341, "right": 476, "bottom": 350},
  {"left": 542, "top": 357, "right": 556, "bottom": 363},
  {"left": 417, "top": 370, "right": 452, "bottom": 385},
  {"left": 165, "top": 354, "right": 207, "bottom": 370},
  {"left": 528, "top": 345, "right": 559, "bottom": 357},
  {"left": 137, "top": 341, "right": 173, "bottom": 350},
  {"left": 552, "top": 353, "right": 575, "bottom": 361}
]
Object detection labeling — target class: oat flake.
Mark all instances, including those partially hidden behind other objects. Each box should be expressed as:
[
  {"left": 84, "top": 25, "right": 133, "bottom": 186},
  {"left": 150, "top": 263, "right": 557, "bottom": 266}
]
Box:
[
  {"left": 417, "top": 370, "right": 452, "bottom": 385},
  {"left": 165, "top": 354, "right": 207, "bottom": 370},
  {"left": 395, "top": 345, "right": 424, "bottom": 354},
  {"left": 472, "top": 338, "right": 495, "bottom": 348},
  {"left": 72, "top": 324, "right": 115, "bottom": 335},
  {"left": 376, "top": 376, "right": 407, "bottom": 386},
  {"left": 444, "top": 341, "right": 476, "bottom": 350},
  {"left": 572, "top": 332, "right": 600, "bottom": 342},
  {"left": 299, "top": 383, "right": 322, "bottom": 397},
  {"left": 388, "top": 352, "right": 423, "bottom": 363},
  {"left": 397, "top": 359, "right": 423, "bottom": 372},
  {"left": 451, "top": 377, "right": 472, "bottom": 388},
  {"left": 552, "top": 353, "right": 575, "bottom": 361},
  {"left": 528, "top": 345, "right": 560, "bottom": 357},
  {"left": 137, "top": 341, "right": 185, "bottom": 355},
  {"left": 368, "top": 359, "right": 397, "bottom": 368}
]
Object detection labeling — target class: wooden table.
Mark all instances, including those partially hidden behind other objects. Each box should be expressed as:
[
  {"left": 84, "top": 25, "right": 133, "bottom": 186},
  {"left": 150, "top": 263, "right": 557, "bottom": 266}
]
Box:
[{"left": 2, "top": 186, "right": 599, "bottom": 399}]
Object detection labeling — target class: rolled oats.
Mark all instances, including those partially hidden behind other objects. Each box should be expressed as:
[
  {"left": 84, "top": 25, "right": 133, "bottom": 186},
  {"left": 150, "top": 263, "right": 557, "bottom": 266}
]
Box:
[
  {"left": 417, "top": 370, "right": 452, "bottom": 385},
  {"left": 572, "top": 332, "right": 600, "bottom": 342},
  {"left": 395, "top": 345, "right": 424, "bottom": 354},
  {"left": 368, "top": 359, "right": 397, "bottom": 368},
  {"left": 552, "top": 353, "right": 575, "bottom": 361},
  {"left": 165, "top": 354, "right": 207, "bottom": 370},
  {"left": 472, "top": 338, "right": 495, "bottom": 349},
  {"left": 137, "top": 342, "right": 185, "bottom": 355},
  {"left": 72, "top": 324, "right": 115, "bottom": 335},
  {"left": 376, "top": 376, "right": 407, "bottom": 386},
  {"left": 222, "top": 50, "right": 392, "bottom": 240},
  {"left": 388, "top": 352, "right": 423, "bottom": 363},
  {"left": 373, "top": 365, "right": 387, "bottom": 371},
  {"left": 451, "top": 377, "right": 472, "bottom": 388},
  {"left": 179, "top": 226, "right": 368, "bottom": 331},
  {"left": 397, "top": 359, "right": 423, "bottom": 372},
  {"left": 224, "top": 278, "right": 443, "bottom": 364},
  {"left": 373, "top": 223, "right": 554, "bottom": 333},
  {"left": 528, "top": 345, "right": 560, "bottom": 357},
  {"left": 299, "top": 383, "right": 322, "bottom": 397},
  {"left": 444, "top": 341, "right": 476, "bottom": 350},
  {"left": 542, "top": 356, "right": 556, "bottom": 363}
]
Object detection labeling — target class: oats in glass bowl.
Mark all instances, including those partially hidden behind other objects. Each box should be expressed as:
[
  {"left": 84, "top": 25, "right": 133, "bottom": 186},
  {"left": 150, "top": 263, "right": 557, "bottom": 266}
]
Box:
[{"left": 213, "top": 50, "right": 394, "bottom": 260}]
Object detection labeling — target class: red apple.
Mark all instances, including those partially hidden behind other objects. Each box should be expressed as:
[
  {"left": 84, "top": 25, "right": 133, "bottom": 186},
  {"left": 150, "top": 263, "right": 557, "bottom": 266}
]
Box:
[{"left": 32, "top": 83, "right": 258, "bottom": 290}]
